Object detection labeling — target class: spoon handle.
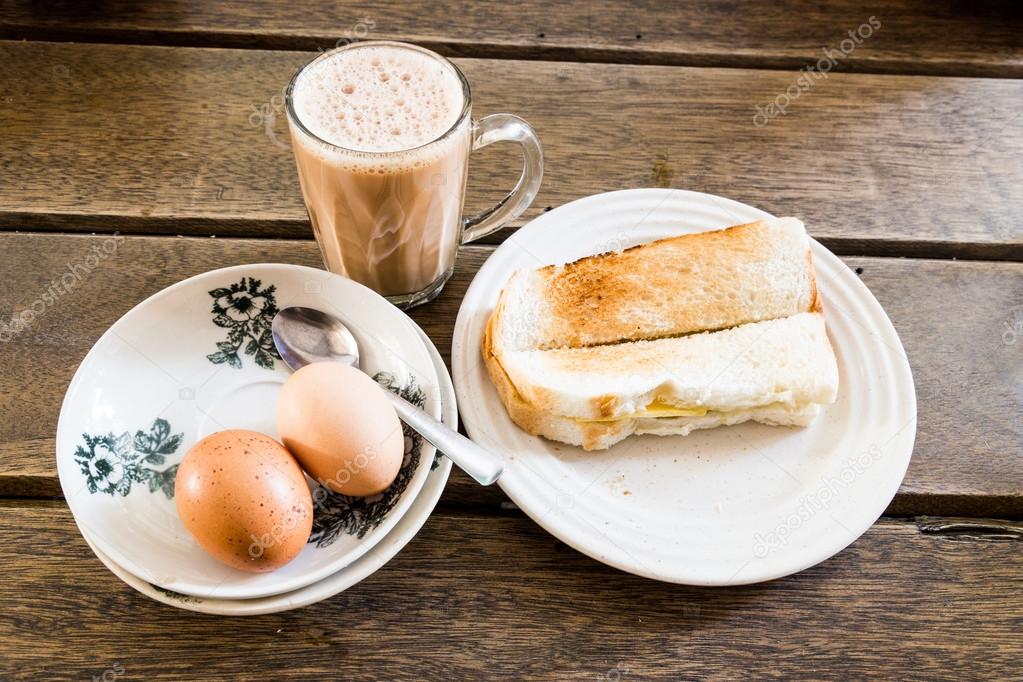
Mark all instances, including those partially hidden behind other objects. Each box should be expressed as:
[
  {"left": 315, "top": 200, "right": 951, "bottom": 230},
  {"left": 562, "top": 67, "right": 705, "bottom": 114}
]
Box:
[{"left": 381, "top": 390, "right": 504, "bottom": 486}]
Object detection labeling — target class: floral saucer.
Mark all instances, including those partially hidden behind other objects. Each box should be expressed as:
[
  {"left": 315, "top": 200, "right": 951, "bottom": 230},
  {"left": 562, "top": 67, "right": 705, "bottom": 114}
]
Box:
[
  {"left": 57, "top": 264, "right": 441, "bottom": 599},
  {"left": 80, "top": 320, "right": 454, "bottom": 615}
]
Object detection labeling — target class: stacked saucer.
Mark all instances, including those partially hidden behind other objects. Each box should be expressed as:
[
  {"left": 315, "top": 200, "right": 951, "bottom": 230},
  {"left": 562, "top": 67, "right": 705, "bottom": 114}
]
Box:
[{"left": 57, "top": 264, "right": 453, "bottom": 615}]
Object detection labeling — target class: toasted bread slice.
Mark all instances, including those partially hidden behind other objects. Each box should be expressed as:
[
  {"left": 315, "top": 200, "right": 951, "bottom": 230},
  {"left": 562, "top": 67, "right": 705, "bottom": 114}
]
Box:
[
  {"left": 490, "top": 217, "right": 820, "bottom": 352},
  {"left": 483, "top": 312, "right": 837, "bottom": 450}
]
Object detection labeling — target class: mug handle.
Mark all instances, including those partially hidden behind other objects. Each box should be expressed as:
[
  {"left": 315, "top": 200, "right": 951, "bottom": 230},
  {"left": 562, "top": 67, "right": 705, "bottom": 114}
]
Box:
[{"left": 461, "top": 114, "right": 544, "bottom": 244}]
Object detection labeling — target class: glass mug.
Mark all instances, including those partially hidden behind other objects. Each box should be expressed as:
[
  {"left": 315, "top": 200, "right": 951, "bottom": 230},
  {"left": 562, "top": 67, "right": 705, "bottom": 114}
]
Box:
[{"left": 286, "top": 41, "right": 543, "bottom": 308}]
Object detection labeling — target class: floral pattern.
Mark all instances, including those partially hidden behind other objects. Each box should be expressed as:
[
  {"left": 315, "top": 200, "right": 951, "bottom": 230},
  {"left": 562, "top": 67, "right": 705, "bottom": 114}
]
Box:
[
  {"left": 308, "top": 372, "right": 434, "bottom": 546},
  {"left": 73, "top": 418, "right": 183, "bottom": 498},
  {"left": 206, "top": 277, "right": 281, "bottom": 370}
]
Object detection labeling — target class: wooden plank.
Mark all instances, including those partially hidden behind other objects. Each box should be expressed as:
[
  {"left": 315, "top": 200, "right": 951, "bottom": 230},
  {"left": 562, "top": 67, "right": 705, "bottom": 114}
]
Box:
[
  {"left": 0, "top": 502, "right": 1020, "bottom": 679},
  {"left": 0, "top": 1, "right": 1020, "bottom": 77},
  {"left": 1, "top": 41, "right": 1021, "bottom": 259},
  {"left": 1, "top": 233, "right": 1021, "bottom": 517},
  {"left": 860, "top": 258, "right": 1023, "bottom": 519}
]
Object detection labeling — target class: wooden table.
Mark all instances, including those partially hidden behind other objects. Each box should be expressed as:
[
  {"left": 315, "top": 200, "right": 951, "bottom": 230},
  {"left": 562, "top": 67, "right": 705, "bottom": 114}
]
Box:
[{"left": 1, "top": 2, "right": 1021, "bottom": 678}]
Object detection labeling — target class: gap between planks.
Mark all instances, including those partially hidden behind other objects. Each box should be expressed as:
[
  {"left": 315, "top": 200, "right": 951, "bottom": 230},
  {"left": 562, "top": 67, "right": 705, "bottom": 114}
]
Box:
[
  {"left": 2, "top": 497, "right": 1021, "bottom": 538},
  {"left": 1, "top": 227, "right": 1020, "bottom": 263},
  {"left": 0, "top": 28, "right": 1020, "bottom": 79}
]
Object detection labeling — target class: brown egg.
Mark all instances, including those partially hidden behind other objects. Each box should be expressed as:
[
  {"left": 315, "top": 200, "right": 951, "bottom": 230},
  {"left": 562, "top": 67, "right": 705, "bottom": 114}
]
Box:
[
  {"left": 175, "top": 430, "right": 313, "bottom": 573},
  {"left": 277, "top": 362, "right": 404, "bottom": 497}
]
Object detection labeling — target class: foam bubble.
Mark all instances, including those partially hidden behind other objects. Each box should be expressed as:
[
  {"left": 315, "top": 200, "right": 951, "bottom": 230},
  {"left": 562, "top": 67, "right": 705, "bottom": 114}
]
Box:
[{"left": 292, "top": 45, "right": 464, "bottom": 154}]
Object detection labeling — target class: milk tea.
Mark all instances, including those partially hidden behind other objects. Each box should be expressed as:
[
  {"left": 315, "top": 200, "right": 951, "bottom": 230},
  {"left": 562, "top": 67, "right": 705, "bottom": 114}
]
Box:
[{"left": 288, "top": 44, "right": 470, "bottom": 300}]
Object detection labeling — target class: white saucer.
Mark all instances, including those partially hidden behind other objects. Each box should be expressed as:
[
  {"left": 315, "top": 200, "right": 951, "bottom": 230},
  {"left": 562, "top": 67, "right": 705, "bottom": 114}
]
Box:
[
  {"left": 79, "top": 320, "right": 454, "bottom": 615},
  {"left": 452, "top": 188, "right": 916, "bottom": 585},
  {"left": 58, "top": 264, "right": 440, "bottom": 599}
]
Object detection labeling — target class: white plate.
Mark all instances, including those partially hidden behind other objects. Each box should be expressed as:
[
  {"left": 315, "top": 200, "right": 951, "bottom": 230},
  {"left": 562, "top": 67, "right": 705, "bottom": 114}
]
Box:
[
  {"left": 58, "top": 264, "right": 440, "bottom": 599},
  {"left": 79, "top": 320, "right": 454, "bottom": 615},
  {"left": 452, "top": 188, "right": 916, "bottom": 585}
]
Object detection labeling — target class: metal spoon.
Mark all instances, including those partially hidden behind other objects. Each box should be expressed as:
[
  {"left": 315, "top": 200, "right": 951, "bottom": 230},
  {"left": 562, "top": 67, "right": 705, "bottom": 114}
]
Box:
[{"left": 271, "top": 306, "right": 503, "bottom": 486}]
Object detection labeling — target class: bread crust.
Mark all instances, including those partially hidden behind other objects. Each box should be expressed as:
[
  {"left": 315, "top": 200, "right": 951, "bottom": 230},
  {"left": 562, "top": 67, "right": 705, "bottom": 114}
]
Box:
[
  {"left": 807, "top": 245, "right": 822, "bottom": 313},
  {"left": 482, "top": 319, "right": 625, "bottom": 450}
]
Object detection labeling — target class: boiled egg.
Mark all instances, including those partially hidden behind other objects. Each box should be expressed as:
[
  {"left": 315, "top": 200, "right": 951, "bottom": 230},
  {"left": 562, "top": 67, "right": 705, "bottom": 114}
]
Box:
[
  {"left": 277, "top": 362, "right": 404, "bottom": 497},
  {"left": 175, "top": 429, "right": 313, "bottom": 573}
]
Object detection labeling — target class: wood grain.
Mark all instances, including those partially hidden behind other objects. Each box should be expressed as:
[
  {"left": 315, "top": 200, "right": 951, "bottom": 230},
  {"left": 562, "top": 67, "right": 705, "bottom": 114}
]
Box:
[
  {"left": 0, "top": 502, "right": 1020, "bottom": 680},
  {"left": 0, "top": 0, "right": 1021, "bottom": 77},
  {"left": 1, "top": 232, "right": 1020, "bottom": 516},
  {"left": 1, "top": 41, "right": 1021, "bottom": 258}
]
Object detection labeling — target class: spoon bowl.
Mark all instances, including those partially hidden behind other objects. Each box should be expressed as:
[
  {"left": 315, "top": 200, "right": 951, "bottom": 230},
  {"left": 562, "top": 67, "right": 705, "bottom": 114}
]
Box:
[{"left": 272, "top": 307, "right": 360, "bottom": 370}]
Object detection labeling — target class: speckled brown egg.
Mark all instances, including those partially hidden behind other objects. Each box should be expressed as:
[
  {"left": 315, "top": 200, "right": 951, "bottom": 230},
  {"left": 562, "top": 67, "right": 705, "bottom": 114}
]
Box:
[
  {"left": 175, "top": 429, "right": 313, "bottom": 573},
  {"left": 277, "top": 362, "right": 404, "bottom": 497}
]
